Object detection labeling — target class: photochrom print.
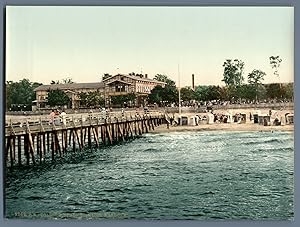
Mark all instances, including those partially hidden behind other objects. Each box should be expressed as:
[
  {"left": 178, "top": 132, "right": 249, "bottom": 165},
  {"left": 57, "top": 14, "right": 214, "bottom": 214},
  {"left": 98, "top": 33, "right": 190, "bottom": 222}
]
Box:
[{"left": 4, "top": 6, "right": 294, "bottom": 220}]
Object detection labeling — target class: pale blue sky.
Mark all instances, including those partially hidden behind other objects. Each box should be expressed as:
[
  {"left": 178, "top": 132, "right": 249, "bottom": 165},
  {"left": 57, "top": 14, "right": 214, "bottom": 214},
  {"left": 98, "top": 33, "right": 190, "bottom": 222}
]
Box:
[{"left": 6, "top": 6, "right": 294, "bottom": 87}]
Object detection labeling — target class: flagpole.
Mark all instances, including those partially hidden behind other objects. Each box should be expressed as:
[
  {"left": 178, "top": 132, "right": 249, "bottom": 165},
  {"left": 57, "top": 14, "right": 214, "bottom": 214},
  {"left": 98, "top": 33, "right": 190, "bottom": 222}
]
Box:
[{"left": 178, "top": 63, "right": 181, "bottom": 115}]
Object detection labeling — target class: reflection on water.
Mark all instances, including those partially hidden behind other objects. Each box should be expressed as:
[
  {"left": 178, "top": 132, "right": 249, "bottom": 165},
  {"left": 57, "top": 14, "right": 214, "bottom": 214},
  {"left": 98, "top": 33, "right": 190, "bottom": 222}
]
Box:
[{"left": 6, "top": 131, "right": 294, "bottom": 220}]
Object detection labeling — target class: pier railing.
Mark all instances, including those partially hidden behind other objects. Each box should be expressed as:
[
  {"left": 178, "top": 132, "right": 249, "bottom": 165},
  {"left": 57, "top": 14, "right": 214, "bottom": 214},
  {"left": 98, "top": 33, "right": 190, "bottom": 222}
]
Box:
[
  {"left": 5, "top": 110, "right": 163, "bottom": 136},
  {"left": 5, "top": 111, "right": 166, "bottom": 168}
]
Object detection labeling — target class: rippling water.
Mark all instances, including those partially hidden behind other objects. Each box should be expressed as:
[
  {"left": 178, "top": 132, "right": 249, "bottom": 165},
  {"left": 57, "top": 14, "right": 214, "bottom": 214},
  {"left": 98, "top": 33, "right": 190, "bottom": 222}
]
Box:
[{"left": 5, "top": 131, "right": 294, "bottom": 220}]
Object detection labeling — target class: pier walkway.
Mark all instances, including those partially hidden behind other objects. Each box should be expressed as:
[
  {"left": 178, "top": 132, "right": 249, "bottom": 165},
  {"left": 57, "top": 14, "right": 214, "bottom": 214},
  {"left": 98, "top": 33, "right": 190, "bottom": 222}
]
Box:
[{"left": 4, "top": 111, "right": 166, "bottom": 168}]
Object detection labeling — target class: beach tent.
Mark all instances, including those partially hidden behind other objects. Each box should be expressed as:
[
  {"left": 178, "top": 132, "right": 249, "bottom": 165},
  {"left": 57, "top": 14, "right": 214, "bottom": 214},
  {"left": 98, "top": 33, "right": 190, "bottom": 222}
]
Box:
[
  {"left": 286, "top": 114, "right": 294, "bottom": 124},
  {"left": 223, "top": 112, "right": 233, "bottom": 123},
  {"left": 188, "top": 116, "right": 196, "bottom": 126},
  {"left": 240, "top": 113, "right": 247, "bottom": 123},
  {"left": 258, "top": 115, "right": 270, "bottom": 126},
  {"left": 207, "top": 113, "right": 214, "bottom": 124},
  {"left": 280, "top": 115, "right": 286, "bottom": 125},
  {"left": 181, "top": 116, "right": 188, "bottom": 125},
  {"left": 253, "top": 110, "right": 261, "bottom": 123}
]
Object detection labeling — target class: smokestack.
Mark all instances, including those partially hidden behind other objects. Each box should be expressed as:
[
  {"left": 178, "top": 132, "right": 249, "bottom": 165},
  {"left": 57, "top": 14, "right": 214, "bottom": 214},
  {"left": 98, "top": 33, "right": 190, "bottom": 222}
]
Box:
[
  {"left": 145, "top": 74, "right": 148, "bottom": 78},
  {"left": 192, "top": 74, "right": 195, "bottom": 91}
]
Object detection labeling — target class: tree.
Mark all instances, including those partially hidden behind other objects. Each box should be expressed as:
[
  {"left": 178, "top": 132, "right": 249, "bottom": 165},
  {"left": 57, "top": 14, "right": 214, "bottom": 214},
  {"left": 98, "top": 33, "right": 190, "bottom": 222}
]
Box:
[
  {"left": 51, "top": 80, "right": 60, "bottom": 84},
  {"left": 265, "top": 83, "right": 283, "bottom": 100},
  {"left": 153, "top": 74, "right": 176, "bottom": 87},
  {"left": 281, "top": 83, "right": 294, "bottom": 100},
  {"left": 222, "top": 59, "right": 245, "bottom": 87},
  {"left": 248, "top": 69, "right": 266, "bottom": 101},
  {"left": 148, "top": 74, "right": 178, "bottom": 106},
  {"left": 51, "top": 78, "right": 74, "bottom": 84},
  {"left": 216, "top": 86, "right": 229, "bottom": 101},
  {"left": 62, "top": 77, "right": 74, "bottom": 84},
  {"left": 148, "top": 85, "right": 164, "bottom": 104},
  {"left": 235, "top": 84, "right": 256, "bottom": 101},
  {"left": 180, "top": 87, "right": 195, "bottom": 101},
  {"left": 47, "top": 89, "right": 70, "bottom": 107},
  {"left": 194, "top": 85, "right": 209, "bottom": 101},
  {"left": 207, "top": 85, "right": 221, "bottom": 100},
  {"left": 269, "top": 55, "right": 283, "bottom": 99},
  {"left": 102, "top": 73, "right": 112, "bottom": 81},
  {"left": 6, "top": 79, "right": 42, "bottom": 111},
  {"left": 79, "top": 91, "right": 104, "bottom": 107},
  {"left": 269, "top": 56, "right": 282, "bottom": 79},
  {"left": 111, "top": 93, "right": 136, "bottom": 107},
  {"left": 148, "top": 85, "right": 178, "bottom": 106}
]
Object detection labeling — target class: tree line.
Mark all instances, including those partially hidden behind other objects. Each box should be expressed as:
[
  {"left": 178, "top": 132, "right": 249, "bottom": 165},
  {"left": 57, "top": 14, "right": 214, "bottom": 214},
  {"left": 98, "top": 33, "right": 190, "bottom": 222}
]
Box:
[
  {"left": 5, "top": 56, "right": 293, "bottom": 111},
  {"left": 148, "top": 55, "right": 293, "bottom": 106}
]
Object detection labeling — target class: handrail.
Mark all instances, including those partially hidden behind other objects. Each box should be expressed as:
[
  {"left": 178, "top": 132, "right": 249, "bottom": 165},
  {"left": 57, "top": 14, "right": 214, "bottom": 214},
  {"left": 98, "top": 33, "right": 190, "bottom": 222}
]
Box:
[{"left": 5, "top": 111, "right": 164, "bottom": 136}]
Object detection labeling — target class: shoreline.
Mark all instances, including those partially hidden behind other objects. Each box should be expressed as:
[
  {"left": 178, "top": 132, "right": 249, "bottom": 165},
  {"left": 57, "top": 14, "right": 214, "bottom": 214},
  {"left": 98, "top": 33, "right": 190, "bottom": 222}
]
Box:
[{"left": 150, "top": 123, "right": 294, "bottom": 134}]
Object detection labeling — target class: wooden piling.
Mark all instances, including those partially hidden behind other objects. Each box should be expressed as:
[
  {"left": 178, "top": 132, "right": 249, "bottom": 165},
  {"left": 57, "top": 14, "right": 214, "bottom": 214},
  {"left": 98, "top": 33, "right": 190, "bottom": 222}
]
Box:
[
  {"left": 5, "top": 113, "right": 164, "bottom": 167},
  {"left": 17, "top": 135, "right": 22, "bottom": 166}
]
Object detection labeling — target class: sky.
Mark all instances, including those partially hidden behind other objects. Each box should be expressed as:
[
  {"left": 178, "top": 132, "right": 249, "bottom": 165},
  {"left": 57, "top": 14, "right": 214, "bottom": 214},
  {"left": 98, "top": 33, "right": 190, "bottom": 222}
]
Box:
[{"left": 6, "top": 6, "right": 294, "bottom": 87}]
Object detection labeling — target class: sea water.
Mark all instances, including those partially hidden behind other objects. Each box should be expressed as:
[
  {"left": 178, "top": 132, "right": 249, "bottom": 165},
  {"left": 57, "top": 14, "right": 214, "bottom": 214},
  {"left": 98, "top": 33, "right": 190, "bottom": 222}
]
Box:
[{"left": 5, "top": 131, "right": 294, "bottom": 220}]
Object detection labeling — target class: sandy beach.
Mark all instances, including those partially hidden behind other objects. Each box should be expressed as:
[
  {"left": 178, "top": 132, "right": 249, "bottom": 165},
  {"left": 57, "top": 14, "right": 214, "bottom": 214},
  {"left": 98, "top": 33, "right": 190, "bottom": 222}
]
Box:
[{"left": 151, "top": 122, "right": 294, "bottom": 134}]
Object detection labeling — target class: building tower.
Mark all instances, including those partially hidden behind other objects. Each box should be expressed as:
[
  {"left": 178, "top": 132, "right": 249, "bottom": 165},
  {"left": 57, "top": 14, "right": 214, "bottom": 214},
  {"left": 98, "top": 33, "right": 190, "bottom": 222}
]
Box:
[{"left": 192, "top": 74, "right": 195, "bottom": 91}]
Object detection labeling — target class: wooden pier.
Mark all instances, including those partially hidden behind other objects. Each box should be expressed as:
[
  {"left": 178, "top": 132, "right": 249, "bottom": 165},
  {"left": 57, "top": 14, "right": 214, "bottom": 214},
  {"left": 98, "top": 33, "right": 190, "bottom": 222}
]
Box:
[{"left": 5, "top": 111, "right": 166, "bottom": 168}]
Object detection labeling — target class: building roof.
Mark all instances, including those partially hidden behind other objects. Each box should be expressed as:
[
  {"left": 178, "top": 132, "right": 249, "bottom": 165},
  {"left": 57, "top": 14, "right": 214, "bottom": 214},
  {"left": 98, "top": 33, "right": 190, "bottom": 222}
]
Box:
[
  {"left": 102, "top": 74, "right": 166, "bottom": 84},
  {"left": 105, "top": 79, "right": 132, "bottom": 85},
  {"left": 34, "top": 82, "right": 105, "bottom": 91}
]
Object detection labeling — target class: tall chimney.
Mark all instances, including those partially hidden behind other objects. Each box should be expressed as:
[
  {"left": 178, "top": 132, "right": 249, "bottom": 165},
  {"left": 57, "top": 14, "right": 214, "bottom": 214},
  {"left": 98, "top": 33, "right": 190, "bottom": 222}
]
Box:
[
  {"left": 192, "top": 74, "right": 195, "bottom": 91},
  {"left": 145, "top": 74, "right": 148, "bottom": 78}
]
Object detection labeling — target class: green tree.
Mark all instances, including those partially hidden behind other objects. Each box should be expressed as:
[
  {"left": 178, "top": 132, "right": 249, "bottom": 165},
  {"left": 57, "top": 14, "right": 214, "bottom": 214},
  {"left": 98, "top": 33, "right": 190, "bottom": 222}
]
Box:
[
  {"left": 79, "top": 92, "right": 88, "bottom": 106},
  {"left": 111, "top": 93, "right": 136, "bottom": 107},
  {"left": 216, "top": 86, "right": 229, "bottom": 101},
  {"left": 222, "top": 59, "right": 245, "bottom": 87},
  {"left": 102, "top": 73, "right": 112, "bottom": 81},
  {"left": 148, "top": 85, "right": 178, "bottom": 106},
  {"left": 207, "top": 85, "right": 221, "bottom": 100},
  {"left": 148, "top": 85, "right": 164, "bottom": 104},
  {"left": 248, "top": 69, "right": 266, "bottom": 101},
  {"left": 47, "top": 89, "right": 70, "bottom": 107},
  {"left": 235, "top": 84, "right": 256, "bottom": 101},
  {"left": 51, "top": 80, "right": 60, "bottom": 84},
  {"left": 194, "top": 85, "right": 209, "bottom": 101},
  {"left": 269, "top": 56, "right": 282, "bottom": 79},
  {"left": 281, "top": 83, "right": 294, "bottom": 100},
  {"left": 148, "top": 74, "right": 178, "bottom": 106},
  {"left": 79, "top": 91, "right": 105, "bottom": 107},
  {"left": 62, "top": 77, "right": 74, "bottom": 84},
  {"left": 180, "top": 87, "right": 195, "bottom": 101},
  {"left": 264, "top": 83, "right": 283, "bottom": 100},
  {"left": 154, "top": 74, "right": 176, "bottom": 87},
  {"left": 6, "top": 79, "right": 42, "bottom": 111}
]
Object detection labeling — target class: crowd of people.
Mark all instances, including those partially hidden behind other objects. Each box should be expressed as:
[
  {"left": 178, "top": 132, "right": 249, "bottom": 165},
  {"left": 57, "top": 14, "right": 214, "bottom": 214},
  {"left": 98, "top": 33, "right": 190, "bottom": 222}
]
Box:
[
  {"left": 49, "top": 109, "right": 67, "bottom": 126},
  {"left": 160, "top": 98, "right": 293, "bottom": 109}
]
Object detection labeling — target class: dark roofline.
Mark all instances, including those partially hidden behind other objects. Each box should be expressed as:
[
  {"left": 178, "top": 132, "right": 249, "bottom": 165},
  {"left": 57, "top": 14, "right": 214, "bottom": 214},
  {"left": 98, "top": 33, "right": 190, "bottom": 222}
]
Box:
[
  {"left": 34, "top": 82, "right": 104, "bottom": 92},
  {"left": 102, "top": 74, "right": 166, "bottom": 84}
]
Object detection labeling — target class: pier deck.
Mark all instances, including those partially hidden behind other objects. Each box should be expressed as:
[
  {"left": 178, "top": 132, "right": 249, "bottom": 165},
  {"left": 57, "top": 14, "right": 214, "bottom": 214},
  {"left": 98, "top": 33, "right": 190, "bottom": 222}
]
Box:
[{"left": 4, "top": 111, "right": 166, "bottom": 167}]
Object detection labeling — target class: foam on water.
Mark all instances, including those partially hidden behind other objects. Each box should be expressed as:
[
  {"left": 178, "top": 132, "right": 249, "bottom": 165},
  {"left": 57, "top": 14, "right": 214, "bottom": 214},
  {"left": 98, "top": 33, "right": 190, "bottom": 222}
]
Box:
[{"left": 5, "top": 131, "right": 294, "bottom": 220}]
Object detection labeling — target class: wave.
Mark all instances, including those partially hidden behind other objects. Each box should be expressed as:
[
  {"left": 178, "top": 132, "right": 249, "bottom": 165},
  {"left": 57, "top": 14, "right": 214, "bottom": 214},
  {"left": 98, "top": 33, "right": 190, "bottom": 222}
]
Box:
[
  {"left": 26, "top": 195, "right": 44, "bottom": 200},
  {"left": 102, "top": 188, "right": 124, "bottom": 193},
  {"left": 252, "top": 147, "right": 294, "bottom": 153},
  {"left": 199, "top": 191, "right": 215, "bottom": 196},
  {"left": 242, "top": 138, "right": 291, "bottom": 145},
  {"left": 142, "top": 148, "right": 161, "bottom": 152}
]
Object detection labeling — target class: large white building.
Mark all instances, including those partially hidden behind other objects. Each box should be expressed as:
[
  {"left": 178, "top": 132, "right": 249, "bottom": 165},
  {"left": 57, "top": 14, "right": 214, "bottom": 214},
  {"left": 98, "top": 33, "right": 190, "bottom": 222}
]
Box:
[{"left": 34, "top": 74, "right": 166, "bottom": 109}]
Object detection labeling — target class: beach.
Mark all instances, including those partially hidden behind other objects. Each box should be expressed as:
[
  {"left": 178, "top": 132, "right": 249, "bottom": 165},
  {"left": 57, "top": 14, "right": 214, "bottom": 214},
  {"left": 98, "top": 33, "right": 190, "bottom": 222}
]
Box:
[{"left": 151, "top": 121, "right": 294, "bottom": 134}]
